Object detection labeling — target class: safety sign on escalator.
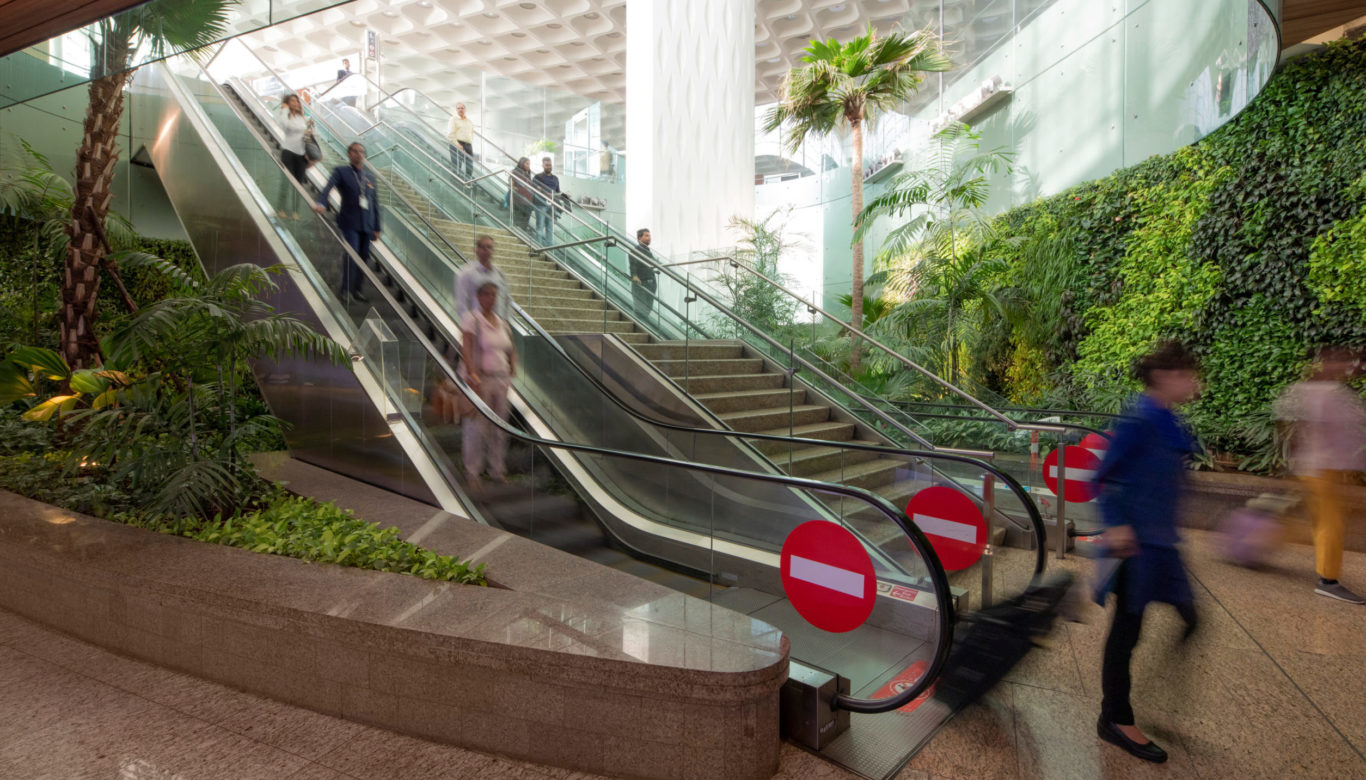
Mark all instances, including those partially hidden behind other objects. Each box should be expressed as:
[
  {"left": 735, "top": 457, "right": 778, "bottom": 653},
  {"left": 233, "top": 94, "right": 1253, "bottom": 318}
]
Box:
[
  {"left": 906, "top": 486, "right": 987, "bottom": 571},
  {"left": 780, "top": 520, "right": 877, "bottom": 633}
]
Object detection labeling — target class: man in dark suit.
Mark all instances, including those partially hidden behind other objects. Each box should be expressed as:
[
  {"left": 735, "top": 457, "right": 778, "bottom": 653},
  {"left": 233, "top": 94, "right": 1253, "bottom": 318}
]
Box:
[
  {"left": 629, "top": 228, "right": 657, "bottom": 323},
  {"left": 312, "top": 142, "right": 381, "bottom": 303}
]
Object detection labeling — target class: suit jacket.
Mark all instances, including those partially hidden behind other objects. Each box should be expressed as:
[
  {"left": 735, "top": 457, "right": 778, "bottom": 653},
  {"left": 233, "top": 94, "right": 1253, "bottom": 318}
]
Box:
[
  {"left": 317, "top": 164, "right": 382, "bottom": 233},
  {"left": 629, "top": 244, "right": 657, "bottom": 290}
]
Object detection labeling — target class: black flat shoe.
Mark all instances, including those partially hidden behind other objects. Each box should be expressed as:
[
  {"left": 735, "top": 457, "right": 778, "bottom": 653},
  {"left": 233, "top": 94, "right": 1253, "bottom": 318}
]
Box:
[{"left": 1097, "top": 717, "right": 1168, "bottom": 763}]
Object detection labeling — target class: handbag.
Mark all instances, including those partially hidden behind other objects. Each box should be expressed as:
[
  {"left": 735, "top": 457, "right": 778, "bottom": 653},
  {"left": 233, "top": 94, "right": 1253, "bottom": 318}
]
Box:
[{"left": 304, "top": 130, "right": 322, "bottom": 162}]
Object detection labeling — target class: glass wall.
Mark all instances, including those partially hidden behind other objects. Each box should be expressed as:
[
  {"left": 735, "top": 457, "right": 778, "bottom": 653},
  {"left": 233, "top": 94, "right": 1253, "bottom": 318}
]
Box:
[{"left": 758, "top": 0, "right": 1280, "bottom": 311}]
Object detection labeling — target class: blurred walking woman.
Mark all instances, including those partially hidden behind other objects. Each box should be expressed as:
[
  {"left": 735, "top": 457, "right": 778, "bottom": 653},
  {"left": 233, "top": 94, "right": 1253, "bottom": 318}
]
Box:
[
  {"left": 1092, "top": 341, "right": 1201, "bottom": 764},
  {"left": 277, "top": 93, "right": 312, "bottom": 215},
  {"left": 461, "top": 282, "right": 516, "bottom": 490}
]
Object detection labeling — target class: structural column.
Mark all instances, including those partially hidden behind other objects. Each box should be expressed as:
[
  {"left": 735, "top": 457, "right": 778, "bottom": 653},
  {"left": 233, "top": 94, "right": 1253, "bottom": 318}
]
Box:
[{"left": 625, "top": 0, "right": 755, "bottom": 256}]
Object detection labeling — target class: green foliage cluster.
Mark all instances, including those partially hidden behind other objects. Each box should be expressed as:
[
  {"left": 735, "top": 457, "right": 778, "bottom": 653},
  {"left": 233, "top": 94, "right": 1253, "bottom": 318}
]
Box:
[
  {"left": 0, "top": 413, "right": 485, "bottom": 585},
  {"left": 949, "top": 38, "right": 1366, "bottom": 469}
]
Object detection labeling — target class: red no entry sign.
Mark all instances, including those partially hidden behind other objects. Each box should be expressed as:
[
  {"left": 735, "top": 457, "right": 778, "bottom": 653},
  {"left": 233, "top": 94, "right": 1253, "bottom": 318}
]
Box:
[
  {"left": 1042, "top": 445, "right": 1101, "bottom": 502},
  {"left": 906, "top": 486, "right": 987, "bottom": 571},
  {"left": 872, "top": 660, "right": 935, "bottom": 713},
  {"left": 1080, "top": 432, "right": 1109, "bottom": 462},
  {"left": 780, "top": 520, "right": 877, "bottom": 633}
]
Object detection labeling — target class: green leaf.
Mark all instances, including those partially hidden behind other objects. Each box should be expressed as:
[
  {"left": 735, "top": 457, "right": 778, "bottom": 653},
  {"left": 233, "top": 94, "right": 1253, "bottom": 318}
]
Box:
[
  {"left": 24, "top": 395, "right": 79, "bottom": 422},
  {"left": 9, "top": 347, "right": 69, "bottom": 381}
]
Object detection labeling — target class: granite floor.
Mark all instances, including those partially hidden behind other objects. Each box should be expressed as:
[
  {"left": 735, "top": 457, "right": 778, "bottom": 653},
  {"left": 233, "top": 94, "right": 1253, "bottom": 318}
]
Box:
[{"left": 3, "top": 530, "right": 1365, "bottom": 779}]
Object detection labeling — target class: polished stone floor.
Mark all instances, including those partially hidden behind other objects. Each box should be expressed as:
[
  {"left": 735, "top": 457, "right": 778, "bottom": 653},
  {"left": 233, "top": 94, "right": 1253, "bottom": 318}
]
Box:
[{"left": 2, "top": 530, "right": 1364, "bottom": 780}]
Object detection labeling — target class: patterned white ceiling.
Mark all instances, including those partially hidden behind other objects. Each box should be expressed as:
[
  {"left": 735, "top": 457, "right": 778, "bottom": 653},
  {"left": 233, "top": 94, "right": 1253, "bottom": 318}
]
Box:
[{"left": 242, "top": 0, "right": 943, "bottom": 109}]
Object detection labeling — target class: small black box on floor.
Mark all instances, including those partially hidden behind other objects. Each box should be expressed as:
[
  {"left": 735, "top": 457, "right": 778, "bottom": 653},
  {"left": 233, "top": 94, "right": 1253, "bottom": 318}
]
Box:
[{"left": 780, "top": 661, "right": 849, "bottom": 750}]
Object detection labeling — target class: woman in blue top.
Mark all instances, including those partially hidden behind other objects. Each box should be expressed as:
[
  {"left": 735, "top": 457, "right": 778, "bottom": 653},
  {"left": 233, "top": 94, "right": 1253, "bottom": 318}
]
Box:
[{"left": 1093, "top": 340, "right": 1201, "bottom": 764}]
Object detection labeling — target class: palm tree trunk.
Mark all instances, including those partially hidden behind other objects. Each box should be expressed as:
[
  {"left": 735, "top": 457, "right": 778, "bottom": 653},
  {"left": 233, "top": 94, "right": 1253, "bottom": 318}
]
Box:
[
  {"left": 849, "top": 117, "right": 865, "bottom": 375},
  {"left": 63, "top": 33, "right": 133, "bottom": 370}
]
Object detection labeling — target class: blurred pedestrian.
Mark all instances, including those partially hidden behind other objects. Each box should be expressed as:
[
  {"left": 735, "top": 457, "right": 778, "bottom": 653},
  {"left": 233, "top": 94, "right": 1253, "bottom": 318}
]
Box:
[
  {"left": 275, "top": 93, "right": 312, "bottom": 218},
  {"left": 1093, "top": 340, "right": 1201, "bottom": 764},
  {"left": 510, "top": 157, "right": 536, "bottom": 233},
  {"left": 1275, "top": 345, "right": 1366, "bottom": 604},
  {"left": 447, "top": 102, "right": 474, "bottom": 178},
  {"left": 630, "top": 228, "right": 657, "bottom": 322},
  {"left": 461, "top": 282, "right": 516, "bottom": 490},
  {"left": 532, "top": 156, "right": 560, "bottom": 245},
  {"left": 313, "top": 142, "right": 381, "bottom": 303},
  {"left": 455, "top": 235, "right": 508, "bottom": 324}
]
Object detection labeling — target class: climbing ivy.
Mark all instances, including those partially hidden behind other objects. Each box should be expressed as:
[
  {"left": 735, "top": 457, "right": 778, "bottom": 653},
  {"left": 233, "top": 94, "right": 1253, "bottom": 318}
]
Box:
[{"left": 966, "top": 37, "right": 1366, "bottom": 469}]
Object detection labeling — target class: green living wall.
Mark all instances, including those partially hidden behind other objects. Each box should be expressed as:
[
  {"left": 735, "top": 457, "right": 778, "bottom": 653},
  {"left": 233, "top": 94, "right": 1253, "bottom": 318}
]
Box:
[{"left": 979, "top": 38, "right": 1366, "bottom": 469}]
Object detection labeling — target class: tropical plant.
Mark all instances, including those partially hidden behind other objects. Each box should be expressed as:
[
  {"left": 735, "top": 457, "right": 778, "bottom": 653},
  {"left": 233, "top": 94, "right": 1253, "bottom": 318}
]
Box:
[
  {"left": 857, "top": 123, "right": 1014, "bottom": 383},
  {"left": 1, "top": 256, "right": 346, "bottom": 519},
  {"left": 714, "top": 209, "right": 801, "bottom": 337},
  {"left": 764, "top": 25, "right": 949, "bottom": 372},
  {"left": 0, "top": 142, "right": 138, "bottom": 346},
  {"left": 62, "top": 0, "right": 234, "bottom": 370}
]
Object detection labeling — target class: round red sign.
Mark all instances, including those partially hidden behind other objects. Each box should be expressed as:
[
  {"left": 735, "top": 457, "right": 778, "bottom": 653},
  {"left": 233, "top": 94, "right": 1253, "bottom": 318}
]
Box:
[
  {"left": 1042, "top": 445, "right": 1102, "bottom": 502},
  {"left": 780, "top": 520, "right": 877, "bottom": 633},
  {"left": 1080, "top": 432, "right": 1110, "bottom": 462},
  {"left": 905, "top": 486, "right": 987, "bottom": 571}
]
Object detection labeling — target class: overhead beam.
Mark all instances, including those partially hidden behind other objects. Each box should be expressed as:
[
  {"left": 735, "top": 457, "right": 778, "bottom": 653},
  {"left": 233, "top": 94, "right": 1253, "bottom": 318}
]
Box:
[
  {"left": 1281, "top": 0, "right": 1366, "bottom": 45},
  {"left": 0, "top": 0, "right": 149, "bottom": 59}
]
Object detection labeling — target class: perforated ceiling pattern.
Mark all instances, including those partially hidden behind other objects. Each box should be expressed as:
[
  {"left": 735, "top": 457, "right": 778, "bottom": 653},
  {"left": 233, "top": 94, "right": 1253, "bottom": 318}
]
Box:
[{"left": 243, "top": 0, "right": 929, "bottom": 114}]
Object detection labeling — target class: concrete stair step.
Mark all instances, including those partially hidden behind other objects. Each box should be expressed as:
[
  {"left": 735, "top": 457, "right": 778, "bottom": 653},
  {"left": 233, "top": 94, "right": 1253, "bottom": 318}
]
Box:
[
  {"left": 504, "top": 283, "right": 596, "bottom": 300},
  {"left": 692, "top": 388, "right": 805, "bottom": 414},
  {"left": 633, "top": 341, "right": 746, "bottom": 361},
  {"left": 778, "top": 441, "right": 886, "bottom": 477},
  {"left": 541, "top": 317, "right": 639, "bottom": 334},
  {"left": 750, "top": 421, "right": 858, "bottom": 451},
  {"left": 615, "top": 333, "right": 653, "bottom": 345},
  {"left": 672, "top": 373, "right": 785, "bottom": 394},
  {"left": 805, "top": 457, "right": 906, "bottom": 491},
  {"left": 718, "top": 404, "right": 829, "bottom": 433},
  {"left": 653, "top": 358, "right": 765, "bottom": 377}
]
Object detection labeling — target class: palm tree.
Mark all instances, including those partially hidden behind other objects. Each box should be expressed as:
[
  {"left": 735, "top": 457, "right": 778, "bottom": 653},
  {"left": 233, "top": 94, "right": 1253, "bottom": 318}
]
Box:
[
  {"left": 62, "top": 0, "right": 234, "bottom": 370},
  {"left": 764, "top": 26, "right": 949, "bottom": 372},
  {"left": 858, "top": 124, "right": 1014, "bottom": 383}
]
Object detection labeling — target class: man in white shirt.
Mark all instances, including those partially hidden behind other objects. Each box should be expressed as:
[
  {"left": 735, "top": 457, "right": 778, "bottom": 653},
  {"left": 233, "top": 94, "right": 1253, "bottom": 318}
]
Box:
[
  {"left": 455, "top": 235, "right": 508, "bottom": 324},
  {"left": 447, "top": 103, "right": 474, "bottom": 178}
]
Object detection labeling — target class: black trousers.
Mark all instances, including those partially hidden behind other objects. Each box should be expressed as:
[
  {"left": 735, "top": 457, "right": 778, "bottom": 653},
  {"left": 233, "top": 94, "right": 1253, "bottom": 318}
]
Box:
[
  {"left": 278, "top": 149, "right": 309, "bottom": 209},
  {"left": 450, "top": 141, "right": 473, "bottom": 177},
  {"left": 1101, "top": 561, "right": 1198, "bottom": 726},
  {"left": 339, "top": 226, "right": 371, "bottom": 295}
]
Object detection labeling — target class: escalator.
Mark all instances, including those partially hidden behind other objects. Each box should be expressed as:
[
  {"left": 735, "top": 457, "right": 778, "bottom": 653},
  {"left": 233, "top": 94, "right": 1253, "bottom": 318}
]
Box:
[{"left": 139, "top": 48, "right": 1055, "bottom": 779}]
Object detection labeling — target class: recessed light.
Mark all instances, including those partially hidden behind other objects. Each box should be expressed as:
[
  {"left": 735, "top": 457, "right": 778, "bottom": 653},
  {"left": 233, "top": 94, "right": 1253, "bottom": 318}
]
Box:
[
  {"left": 786, "top": 14, "right": 795, "bottom": 20},
  {"left": 477, "top": 40, "right": 492, "bottom": 45},
  {"left": 536, "top": 49, "right": 550, "bottom": 54},
  {"left": 519, "top": 1, "right": 535, "bottom": 7},
  {"left": 831, "top": 3, "right": 846, "bottom": 10},
  {"left": 349, "top": 19, "right": 365, "bottom": 27},
  {"left": 607, "top": 31, "right": 620, "bottom": 37},
  {"left": 767, "top": 57, "right": 779, "bottom": 63},
  {"left": 503, "top": 56, "right": 516, "bottom": 61},
  {"left": 382, "top": 10, "right": 397, "bottom": 17},
  {"left": 584, "top": 12, "right": 599, "bottom": 19},
  {"left": 547, "top": 22, "right": 562, "bottom": 29},
  {"left": 558, "top": 64, "right": 571, "bottom": 68},
  {"left": 511, "top": 31, "right": 526, "bottom": 37},
  {"left": 570, "top": 40, "right": 585, "bottom": 45},
  {"left": 418, "top": 1, "right": 431, "bottom": 6},
  {"left": 483, "top": 11, "right": 498, "bottom": 18}
]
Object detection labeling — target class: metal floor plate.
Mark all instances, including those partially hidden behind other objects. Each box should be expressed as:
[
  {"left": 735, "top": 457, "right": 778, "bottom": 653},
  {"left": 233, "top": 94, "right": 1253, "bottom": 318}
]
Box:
[{"left": 815, "top": 699, "right": 956, "bottom": 780}]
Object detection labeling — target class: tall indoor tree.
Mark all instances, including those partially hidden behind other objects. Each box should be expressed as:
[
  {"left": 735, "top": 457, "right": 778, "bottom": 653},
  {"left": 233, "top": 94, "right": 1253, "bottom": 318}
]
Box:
[
  {"left": 63, "top": 0, "right": 233, "bottom": 369},
  {"left": 764, "top": 25, "right": 949, "bottom": 372}
]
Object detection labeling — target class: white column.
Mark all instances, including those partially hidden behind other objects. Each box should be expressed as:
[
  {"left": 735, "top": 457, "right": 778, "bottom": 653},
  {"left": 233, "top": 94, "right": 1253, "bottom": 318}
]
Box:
[{"left": 626, "top": 0, "right": 755, "bottom": 257}]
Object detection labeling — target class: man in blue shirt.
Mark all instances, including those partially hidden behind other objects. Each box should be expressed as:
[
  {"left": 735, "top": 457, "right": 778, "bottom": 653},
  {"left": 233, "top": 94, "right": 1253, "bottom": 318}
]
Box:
[
  {"left": 1092, "top": 340, "right": 1201, "bottom": 765},
  {"left": 312, "top": 142, "right": 381, "bottom": 303},
  {"left": 532, "top": 157, "right": 561, "bottom": 246}
]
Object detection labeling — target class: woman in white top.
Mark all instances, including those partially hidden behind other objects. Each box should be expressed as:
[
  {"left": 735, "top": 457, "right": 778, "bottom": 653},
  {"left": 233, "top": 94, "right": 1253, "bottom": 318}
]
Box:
[
  {"left": 276, "top": 93, "right": 313, "bottom": 217},
  {"left": 460, "top": 281, "right": 517, "bottom": 489}
]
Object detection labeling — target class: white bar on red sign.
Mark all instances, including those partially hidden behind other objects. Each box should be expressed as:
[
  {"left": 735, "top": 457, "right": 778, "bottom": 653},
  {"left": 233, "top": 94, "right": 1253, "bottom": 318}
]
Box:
[
  {"left": 789, "top": 556, "right": 865, "bottom": 598},
  {"left": 1047, "top": 466, "right": 1096, "bottom": 482},
  {"left": 1086, "top": 449, "right": 1106, "bottom": 460},
  {"left": 913, "top": 513, "right": 977, "bottom": 544}
]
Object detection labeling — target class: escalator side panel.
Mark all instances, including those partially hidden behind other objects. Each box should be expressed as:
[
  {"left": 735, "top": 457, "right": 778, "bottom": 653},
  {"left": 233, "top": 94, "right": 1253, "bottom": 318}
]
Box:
[{"left": 134, "top": 67, "right": 440, "bottom": 506}]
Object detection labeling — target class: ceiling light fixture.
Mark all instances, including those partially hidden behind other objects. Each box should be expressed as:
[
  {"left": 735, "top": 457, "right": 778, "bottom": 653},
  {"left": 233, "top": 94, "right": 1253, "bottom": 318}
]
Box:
[
  {"left": 585, "top": 12, "right": 599, "bottom": 19},
  {"left": 511, "top": 31, "right": 526, "bottom": 37},
  {"left": 483, "top": 11, "right": 498, "bottom": 18},
  {"left": 382, "top": 10, "right": 398, "bottom": 17},
  {"left": 547, "top": 22, "right": 562, "bottom": 29},
  {"left": 349, "top": 19, "right": 365, "bottom": 27},
  {"left": 519, "top": 1, "right": 536, "bottom": 7}
]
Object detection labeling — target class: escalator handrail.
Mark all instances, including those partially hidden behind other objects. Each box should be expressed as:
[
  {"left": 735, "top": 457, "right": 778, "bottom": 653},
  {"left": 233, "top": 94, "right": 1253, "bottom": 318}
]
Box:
[
  {"left": 193, "top": 60, "right": 959, "bottom": 714},
  {"left": 228, "top": 48, "right": 1046, "bottom": 568}
]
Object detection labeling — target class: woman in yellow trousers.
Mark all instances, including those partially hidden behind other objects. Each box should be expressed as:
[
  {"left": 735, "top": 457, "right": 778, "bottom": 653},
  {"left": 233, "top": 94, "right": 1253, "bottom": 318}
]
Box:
[{"left": 1276, "top": 346, "right": 1366, "bottom": 604}]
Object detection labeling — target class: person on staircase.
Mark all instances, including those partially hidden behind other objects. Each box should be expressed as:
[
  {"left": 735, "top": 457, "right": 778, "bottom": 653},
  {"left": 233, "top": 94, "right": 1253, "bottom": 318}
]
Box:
[
  {"left": 510, "top": 157, "right": 536, "bottom": 235},
  {"left": 446, "top": 102, "right": 474, "bottom": 179},
  {"left": 630, "top": 228, "right": 657, "bottom": 325},
  {"left": 532, "top": 157, "right": 561, "bottom": 246},
  {"left": 312, "top": 142, "right": 381, "bottom": 304},
  {"left": 461, "top": 282, "right": 516, "bottom": 491},
  {"left": 456, "top": 235, "right": 508, "bottom": 324},
  {"left": 1275, "top": 344, "right": 1366, "bottom": 604},
  {"left": 275, "top": 93, "right": 312, "bottom": 219}
]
